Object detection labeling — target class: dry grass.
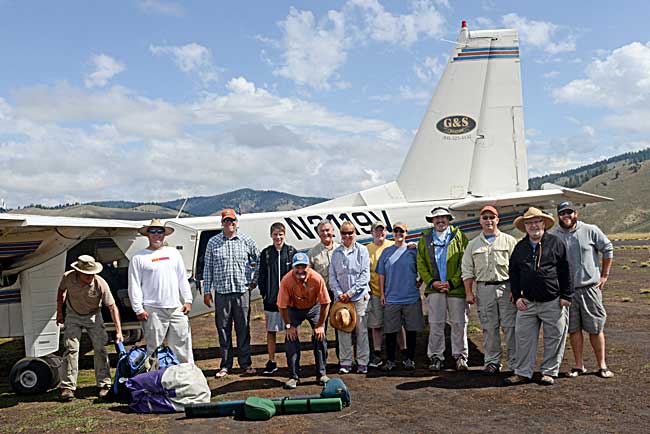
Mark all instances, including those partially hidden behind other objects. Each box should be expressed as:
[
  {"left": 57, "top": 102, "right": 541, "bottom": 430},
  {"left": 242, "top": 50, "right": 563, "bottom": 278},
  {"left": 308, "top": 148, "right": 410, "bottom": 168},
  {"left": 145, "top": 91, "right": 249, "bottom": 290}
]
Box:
[{"left": 608, "top": 232, "right": 650, "bottom": 240}]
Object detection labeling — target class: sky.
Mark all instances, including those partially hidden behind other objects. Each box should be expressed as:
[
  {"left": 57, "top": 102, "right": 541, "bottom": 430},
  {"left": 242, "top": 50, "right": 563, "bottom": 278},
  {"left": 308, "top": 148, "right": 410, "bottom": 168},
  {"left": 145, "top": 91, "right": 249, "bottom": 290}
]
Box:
[{"left": 1, "top": 0, "right": 649, "bottom": 207}]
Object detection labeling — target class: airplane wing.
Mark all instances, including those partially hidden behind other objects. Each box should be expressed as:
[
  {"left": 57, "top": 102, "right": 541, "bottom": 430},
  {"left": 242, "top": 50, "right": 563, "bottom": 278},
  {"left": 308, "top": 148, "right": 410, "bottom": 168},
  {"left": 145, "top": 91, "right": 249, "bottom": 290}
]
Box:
[
  {"left": 0, "top": 213, "right": 142, "bottom": 275},
  {"left": 449, "top": 185, "right": 613, "bottom": 212}
]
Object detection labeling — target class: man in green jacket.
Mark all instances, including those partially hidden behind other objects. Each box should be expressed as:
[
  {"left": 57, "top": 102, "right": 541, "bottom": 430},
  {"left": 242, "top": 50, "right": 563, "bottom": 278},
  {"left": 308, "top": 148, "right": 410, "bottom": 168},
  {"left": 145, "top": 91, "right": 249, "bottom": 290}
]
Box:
[{"left": 417, "top": 207, "right": 469, "bottom": 371}]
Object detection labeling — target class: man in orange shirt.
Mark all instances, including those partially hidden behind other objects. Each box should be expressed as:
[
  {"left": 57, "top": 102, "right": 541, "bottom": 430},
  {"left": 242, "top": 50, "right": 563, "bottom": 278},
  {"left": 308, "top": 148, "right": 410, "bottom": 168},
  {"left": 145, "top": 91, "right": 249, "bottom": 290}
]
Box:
[{"left": 278, "top": 252, "right": 331, "bottom": 389}]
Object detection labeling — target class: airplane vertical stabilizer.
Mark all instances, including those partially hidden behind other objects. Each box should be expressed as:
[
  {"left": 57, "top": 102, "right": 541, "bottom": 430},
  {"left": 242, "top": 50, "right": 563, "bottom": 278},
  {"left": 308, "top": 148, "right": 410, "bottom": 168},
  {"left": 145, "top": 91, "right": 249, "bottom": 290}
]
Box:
[{"left": 397, "top": 23, "right": 526, "bottom": 202}]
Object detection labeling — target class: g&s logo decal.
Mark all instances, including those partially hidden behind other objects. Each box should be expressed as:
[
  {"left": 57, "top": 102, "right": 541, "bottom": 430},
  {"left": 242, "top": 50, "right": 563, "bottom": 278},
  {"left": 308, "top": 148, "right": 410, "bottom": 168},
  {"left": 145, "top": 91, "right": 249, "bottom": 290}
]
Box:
[{"left": 436, "top": 115, "right": 476, "bottom": 135}]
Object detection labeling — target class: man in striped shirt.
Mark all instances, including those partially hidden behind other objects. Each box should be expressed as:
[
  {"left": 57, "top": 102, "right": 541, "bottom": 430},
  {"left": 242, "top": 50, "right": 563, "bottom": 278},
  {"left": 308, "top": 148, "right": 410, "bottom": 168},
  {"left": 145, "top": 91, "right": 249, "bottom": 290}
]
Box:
[{"left": 203, "top": 209, "right": 260, "bottom": 378}]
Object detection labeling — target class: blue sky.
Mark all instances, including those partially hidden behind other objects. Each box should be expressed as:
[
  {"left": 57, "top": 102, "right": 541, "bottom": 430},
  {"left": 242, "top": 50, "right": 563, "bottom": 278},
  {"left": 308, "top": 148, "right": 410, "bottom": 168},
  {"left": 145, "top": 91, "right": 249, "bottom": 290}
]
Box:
[{"left": 1, "top": 0, "right": 649, "bottom": 207}]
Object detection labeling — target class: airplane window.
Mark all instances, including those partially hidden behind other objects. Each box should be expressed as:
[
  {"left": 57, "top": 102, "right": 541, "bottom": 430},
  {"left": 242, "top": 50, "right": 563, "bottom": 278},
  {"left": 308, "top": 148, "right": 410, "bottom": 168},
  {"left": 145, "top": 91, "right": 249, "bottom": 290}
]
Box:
[{"left": 195, "top": 229, "right": 222, "bottom": 281}]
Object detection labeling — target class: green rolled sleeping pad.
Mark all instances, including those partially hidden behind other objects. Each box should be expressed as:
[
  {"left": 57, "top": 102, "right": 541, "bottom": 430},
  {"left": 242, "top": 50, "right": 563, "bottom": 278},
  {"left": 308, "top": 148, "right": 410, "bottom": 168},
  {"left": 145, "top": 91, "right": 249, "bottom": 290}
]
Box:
[
  {"left": 185, "top": 397, "right": 343, "bottom": 419},
  {"left": 274, "top": 397, "right": 342, "bottom": 415}
]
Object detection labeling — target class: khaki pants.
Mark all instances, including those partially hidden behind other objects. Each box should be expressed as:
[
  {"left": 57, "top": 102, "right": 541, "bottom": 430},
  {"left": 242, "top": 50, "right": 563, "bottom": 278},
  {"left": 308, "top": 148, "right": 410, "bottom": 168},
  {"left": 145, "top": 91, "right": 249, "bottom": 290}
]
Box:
[
  {"left": 426, "top": 293, "right": 469, "bottom": 360},
  {"left": 337, "top": 297, "right": 370, "bottom": 367},
  {"left": 476, "top": 282, "right": 517, "bottom": 369},
  {"left": 142, "top": 305, "right": 194, "bottom": 364},
  {"left": 61, "top": 309, "right": 111, "bottom": 390}
]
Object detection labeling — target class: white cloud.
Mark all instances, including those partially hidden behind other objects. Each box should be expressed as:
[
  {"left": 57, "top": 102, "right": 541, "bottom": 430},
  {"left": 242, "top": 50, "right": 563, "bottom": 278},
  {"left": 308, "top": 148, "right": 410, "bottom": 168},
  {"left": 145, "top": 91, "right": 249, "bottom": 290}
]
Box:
[
  {"left": 553, "top": 41, "right": 650, "bottom": 108},
  {"left": 84, "top": 54, "right": 125, "bottom": 88},
  {"left": 414, "top": 55, "right": 445, "bottom": 83},
  {"left": 582, "top": 125, "right": 595, "bottom": 137},
  {"left": 137, "top": 0, "right": 183, "bottom": 17},
  {"left": 1, "top": 78, "right": 410, "bottom": 206},
  {"left": 502, "top": 13, "right": 576, "bottom": 55},
  {"left": 543, "top": 70, "right": 560, "bottom": 79},
  {"left": 150, "top": 43, "right": 219, "bottom": 84},
  {"left": 273, "top": 7, "right": 348, "bottom": 90},
  {"left": 474, "top": 16, "right": 495, "bottom": 29}
]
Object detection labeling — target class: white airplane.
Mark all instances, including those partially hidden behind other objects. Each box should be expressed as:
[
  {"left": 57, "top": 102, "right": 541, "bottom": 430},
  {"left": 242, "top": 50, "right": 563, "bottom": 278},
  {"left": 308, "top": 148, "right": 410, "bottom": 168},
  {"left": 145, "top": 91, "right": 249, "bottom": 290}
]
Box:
[{"left": 0, "top": 21, "right": 611, "bottom": 394}]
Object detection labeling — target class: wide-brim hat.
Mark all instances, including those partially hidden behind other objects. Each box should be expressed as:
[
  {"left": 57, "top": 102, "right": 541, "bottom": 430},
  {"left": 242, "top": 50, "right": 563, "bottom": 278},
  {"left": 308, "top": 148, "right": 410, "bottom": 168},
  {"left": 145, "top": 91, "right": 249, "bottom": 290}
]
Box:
[
  {"left": 426, "top": 207, "right": 455, "bottom": 222},
  {"left": 71, "top": 255, "right": 103, "bottom": 275},
  {"left": 329, "top": 301, "right": 357, "bottom": 333},
  {"left": 138, "top": 218, "right": 174, "bottom": 236},
  {"left": 514, "top": 207, "right": 555, "bottom": 232}
]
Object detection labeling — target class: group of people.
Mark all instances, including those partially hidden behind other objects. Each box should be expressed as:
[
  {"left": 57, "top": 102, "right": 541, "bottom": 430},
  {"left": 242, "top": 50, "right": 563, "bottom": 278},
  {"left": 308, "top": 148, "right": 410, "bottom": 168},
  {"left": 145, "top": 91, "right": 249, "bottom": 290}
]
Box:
[{"left": 55, "top": 202, "right": 614, "bottom": 400}]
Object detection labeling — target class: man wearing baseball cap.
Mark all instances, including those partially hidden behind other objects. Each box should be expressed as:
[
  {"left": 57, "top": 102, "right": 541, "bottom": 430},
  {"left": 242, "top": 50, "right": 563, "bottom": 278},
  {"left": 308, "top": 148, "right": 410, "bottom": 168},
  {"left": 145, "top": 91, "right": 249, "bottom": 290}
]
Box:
[
  {"left": 462, "top": 206, "right": 518, "bottom": 374},
  {"left": 58, "top": 255, "right": 123, "bottom": 400},
  {"left": 203, "top": 209, "right": 260, "bottom": 378},
  {"left": 417, "top": 206, "right": 470, "bottom": 372},
  {"left": 277, "top": 252, "right": 331, "bottom": 389},
  {"left": 550, "top": 202, "right": 614, "bottom": 379}
]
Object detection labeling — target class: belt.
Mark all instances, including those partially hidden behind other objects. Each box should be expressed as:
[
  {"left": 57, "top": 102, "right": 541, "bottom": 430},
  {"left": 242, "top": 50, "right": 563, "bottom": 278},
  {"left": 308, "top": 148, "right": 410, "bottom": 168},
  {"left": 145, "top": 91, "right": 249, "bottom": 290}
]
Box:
[{"left": 480, "top": 280, "right": 509, "bottom": 286}]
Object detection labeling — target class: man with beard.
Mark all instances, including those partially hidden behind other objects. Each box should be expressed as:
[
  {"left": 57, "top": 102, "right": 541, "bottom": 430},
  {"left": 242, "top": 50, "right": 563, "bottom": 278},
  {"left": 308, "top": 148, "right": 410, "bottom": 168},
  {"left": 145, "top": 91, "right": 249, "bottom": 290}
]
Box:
[
  {"left": 128, "top": 219, "right": 194, "bottom": 364},
  {"left": 550, "top": 201, "right": 614, "bottom": 378},
  {"left": 505, "top": 207, "right": 572, "bottom": 386},
  {"left": 278, "top": 252, "right": 331, "bottom": 389}
]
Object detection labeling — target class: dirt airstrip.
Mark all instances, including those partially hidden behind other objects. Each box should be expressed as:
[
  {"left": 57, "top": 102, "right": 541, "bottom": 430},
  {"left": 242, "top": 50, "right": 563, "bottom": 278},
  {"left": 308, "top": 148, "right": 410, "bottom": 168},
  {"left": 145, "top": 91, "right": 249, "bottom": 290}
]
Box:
[{"left": 0, "top": 244, "right": 649, "bottom": 434}]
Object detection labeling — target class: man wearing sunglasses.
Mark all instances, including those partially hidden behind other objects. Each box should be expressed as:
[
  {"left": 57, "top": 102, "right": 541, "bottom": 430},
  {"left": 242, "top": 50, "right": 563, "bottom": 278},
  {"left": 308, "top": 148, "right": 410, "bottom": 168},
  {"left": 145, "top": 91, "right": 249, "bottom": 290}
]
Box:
[
  {"left": 128, "top": 219, "right": 194, "bottom": 364},
  {"left": 550, "top": 201, "right": 614, "bottom": 379},
  {"left": 417, "top": 207, "right": 469, "bottom": 372},
  {"left": 461, "top": 206, "right": 518, "bottom": 375},
  {"left": 203, "top": 208, "right": 260, "bottom": 378}
]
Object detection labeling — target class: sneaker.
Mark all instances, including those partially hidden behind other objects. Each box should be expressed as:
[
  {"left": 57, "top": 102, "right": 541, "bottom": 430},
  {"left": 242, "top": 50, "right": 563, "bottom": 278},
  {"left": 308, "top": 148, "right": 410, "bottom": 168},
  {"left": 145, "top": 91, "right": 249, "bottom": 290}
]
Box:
[
  {"left": 338, "top": 366, "right": 351, "bottom": 374},
  {"left": 368, "top": 353, "right": 383, "bottom": 368},
  {"left": 483, "top": 363, "right": 500, "bottom": 375},
  {"left": 215, "top": 368, "right": 229, "bottom": 378},
  {"left": 402, "top": 359, "right": 416, "bottom": 370},
  {"left": 60, "top": 388, "right": 74, "bottom": 401},
  {"left": 263, "top": 360, "right": 278, "bottom": 375},
  {"left": 503, "top": 374, "right": 531, "bottom": 386},
  {"left": 357, "top": 365, "right": 368, "bottom": 374},
  {"left": 98, "top": 387, "right": 111, "bottom": 398},
  {"left": 539, "top": 375, "right": 555, "bottom": 386},
  {"left": 429, "top": 356, "right": 443, "bottom": 372},
  {"left": 284, "top": 378, "right": 299, "bottom": 389},
  {"left": 381, "top": 360, "right": 397, "bottom": 372},
  {"left": 455, "top": 357, "right": 468, "bottom": 371},
  {"left": 317, "top": 375, "right": 330, "bottom": 385}
]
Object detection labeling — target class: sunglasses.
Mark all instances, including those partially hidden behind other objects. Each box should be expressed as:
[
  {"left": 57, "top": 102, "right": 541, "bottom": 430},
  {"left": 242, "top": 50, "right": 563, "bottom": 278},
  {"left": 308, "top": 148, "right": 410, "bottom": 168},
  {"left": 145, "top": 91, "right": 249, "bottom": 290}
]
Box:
[
  {"left": 223, "top": 218, "right": 236, "bottom": 223},
  {"left": 481, "top": 215, "right": 496, "bottom": 220},
  {"left": 558, "top": 210, "right": 574, "bottom": 216},
  {"left": 341, "top": 231, "right": 355, "bottom": 236},
  {"left": 147, "top": 228, "right": 165, "bottom": 234},
  {"left": 393, "top": 228, "right": 405, "bottom": 233}
]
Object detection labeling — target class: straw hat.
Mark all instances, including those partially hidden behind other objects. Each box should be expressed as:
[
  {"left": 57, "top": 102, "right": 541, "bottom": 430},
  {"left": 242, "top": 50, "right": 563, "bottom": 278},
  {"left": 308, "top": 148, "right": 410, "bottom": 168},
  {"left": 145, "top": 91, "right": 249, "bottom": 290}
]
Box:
[
  {"left": 425, "top": 207, "right": 455, "bottom": 222},
  {"left": 138, "top": 218, "right": 174, "bottom": 236},
  {"left": 329, "top": 301, "right": 357, "bottom": 333},
  {"left": 70, "top": 255, "right": 103, "bottom": 275},
  {"left": 514, "top": 207, "right": 555, "bottom": 232}
]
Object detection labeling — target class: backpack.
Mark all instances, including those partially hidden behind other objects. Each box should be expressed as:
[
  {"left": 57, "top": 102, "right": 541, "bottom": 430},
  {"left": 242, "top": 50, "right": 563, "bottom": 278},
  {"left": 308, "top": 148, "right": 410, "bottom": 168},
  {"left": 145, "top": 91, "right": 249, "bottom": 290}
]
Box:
[
  {"left": 147, "top": 345, "right": 180, "bottom": 371},
  {"left": 112, "top": 342, "right": 149, "bottom": 401}
]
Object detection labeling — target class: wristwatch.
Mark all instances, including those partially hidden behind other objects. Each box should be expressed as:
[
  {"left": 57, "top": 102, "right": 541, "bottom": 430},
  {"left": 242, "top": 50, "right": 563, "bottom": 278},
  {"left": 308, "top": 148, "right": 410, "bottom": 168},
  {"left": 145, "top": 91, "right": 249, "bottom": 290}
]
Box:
[{"left": 285, "top": 323, "right": 292, "bottom": 330}]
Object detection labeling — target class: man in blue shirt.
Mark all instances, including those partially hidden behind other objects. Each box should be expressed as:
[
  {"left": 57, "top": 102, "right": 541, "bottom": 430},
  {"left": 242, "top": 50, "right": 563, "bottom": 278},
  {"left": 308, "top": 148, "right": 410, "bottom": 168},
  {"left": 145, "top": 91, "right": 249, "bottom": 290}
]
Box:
[{"left": 377, "top": 222, "right": 424, "bottom": 371}]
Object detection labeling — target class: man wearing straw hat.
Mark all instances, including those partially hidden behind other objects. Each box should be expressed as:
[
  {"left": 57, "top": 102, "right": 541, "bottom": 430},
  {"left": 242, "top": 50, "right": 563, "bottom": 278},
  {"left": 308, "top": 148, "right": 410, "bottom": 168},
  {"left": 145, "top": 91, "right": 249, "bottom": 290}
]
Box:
[
  {"left": 128, "top": 219, "right": 194, "bottom": 364},
  {"left": 277, "top": 252, "right": 331, "bottom": 389},
  {"left": 57, "top": 255, "right": 123, "bottom": 401},
  {"left": 504, "top": 207, "right": 572, "bottom": 386}
]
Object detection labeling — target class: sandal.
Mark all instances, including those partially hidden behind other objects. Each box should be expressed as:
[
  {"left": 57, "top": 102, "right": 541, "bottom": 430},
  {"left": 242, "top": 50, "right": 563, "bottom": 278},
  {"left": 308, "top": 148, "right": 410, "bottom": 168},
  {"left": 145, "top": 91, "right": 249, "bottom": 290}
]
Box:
[
  {"left": 597, "top": 368, "right": 614, "bottom": 378},
  {"left": 568, "top": 367, "right": 587, "bottom": 377}
]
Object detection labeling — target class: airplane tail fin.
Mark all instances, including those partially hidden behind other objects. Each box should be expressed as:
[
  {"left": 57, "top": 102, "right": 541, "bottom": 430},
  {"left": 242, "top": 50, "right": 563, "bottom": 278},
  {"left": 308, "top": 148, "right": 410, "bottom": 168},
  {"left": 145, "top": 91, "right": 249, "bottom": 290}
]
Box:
[{"left": 396, "top": 22, "right": 527, "bottom": 202}]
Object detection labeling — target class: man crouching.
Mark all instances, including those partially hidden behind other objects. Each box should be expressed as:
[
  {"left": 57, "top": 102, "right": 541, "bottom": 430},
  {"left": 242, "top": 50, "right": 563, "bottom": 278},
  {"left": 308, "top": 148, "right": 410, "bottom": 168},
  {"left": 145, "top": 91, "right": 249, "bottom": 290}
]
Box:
[{"left": 278, "top": 252, "right": 331, "bottom": 389}]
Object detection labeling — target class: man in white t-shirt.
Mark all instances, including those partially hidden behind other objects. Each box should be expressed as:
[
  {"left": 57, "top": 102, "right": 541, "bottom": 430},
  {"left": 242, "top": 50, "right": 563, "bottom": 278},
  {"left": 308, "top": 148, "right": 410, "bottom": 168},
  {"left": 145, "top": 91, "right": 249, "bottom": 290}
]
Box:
[{"left": 128, "top": 219, "right": 194, "bottom": 363}]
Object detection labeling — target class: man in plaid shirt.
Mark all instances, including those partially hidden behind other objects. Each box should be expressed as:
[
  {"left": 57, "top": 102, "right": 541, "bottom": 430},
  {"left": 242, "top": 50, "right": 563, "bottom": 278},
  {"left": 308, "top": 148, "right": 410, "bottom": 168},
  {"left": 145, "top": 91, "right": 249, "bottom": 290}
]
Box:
[{"left": 203, "top": 208, "right": 260, "bottom": 378}]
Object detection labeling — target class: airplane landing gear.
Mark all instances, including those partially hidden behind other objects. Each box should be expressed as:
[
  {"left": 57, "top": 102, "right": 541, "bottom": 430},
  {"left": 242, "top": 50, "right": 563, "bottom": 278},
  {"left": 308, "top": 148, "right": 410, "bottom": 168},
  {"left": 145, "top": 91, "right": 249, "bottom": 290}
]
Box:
[{"left": 9, "top": 354, "right": 62, "bottom": 395}]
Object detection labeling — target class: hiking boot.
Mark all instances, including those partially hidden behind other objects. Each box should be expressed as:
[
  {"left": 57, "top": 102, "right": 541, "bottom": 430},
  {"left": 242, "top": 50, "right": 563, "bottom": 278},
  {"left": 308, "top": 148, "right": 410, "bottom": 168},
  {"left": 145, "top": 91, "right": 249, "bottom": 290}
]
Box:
[
  {"left": 368, "top": 353, "right": 383, "bottom": 368},
  {"left": 263, "top": 360, "right": 278, "bottom": 375},
  {"left": 483, "top": 363, "right": 500, "bottom": 375},
  {"left": 357, "top": 365, "right": 368, "bottom": 374},
  {"left": 402, "top": 359, "right": 416, "bottom": 370},
  {"left": 429, "top": 356, "right": 443, "bottom": 372},
  {"left": 503, "top": 374, "right": 531, "bottom": 386},
  {"left": 284, "top": 378, "right": 299, "bottom": 389},
  {"left": 455, "top": 357, "right": 468, "bottom": 371},
  {"left": 381, "top": 360, "right": 397, "bottom": 372},
  {"left": 317, "top": 375, "right": 330, "bottom": 385},
  {"left": 98, "top": 387, "right": 111, "bottom": 399},
  {"left": 60, "top": 388, "right": 74, "bottom": 401},
  {"left": 539, "top": 375, "right": 555, "bottom": 386},
  {"left": 338, "top": 366, "right": 351, "bottom": 374}
]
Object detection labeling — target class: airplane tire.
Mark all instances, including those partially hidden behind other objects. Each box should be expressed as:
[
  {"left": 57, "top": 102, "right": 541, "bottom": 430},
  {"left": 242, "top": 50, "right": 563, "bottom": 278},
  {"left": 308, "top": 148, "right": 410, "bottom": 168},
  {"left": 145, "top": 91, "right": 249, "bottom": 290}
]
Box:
[{"left": 9, "top": 357, "right": 56, "bottom": 395}]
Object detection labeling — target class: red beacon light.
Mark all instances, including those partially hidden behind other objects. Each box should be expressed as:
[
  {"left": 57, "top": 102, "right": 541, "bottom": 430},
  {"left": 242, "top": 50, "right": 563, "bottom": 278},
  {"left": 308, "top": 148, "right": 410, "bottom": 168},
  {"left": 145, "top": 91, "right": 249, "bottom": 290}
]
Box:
[{"left": 461, "top": 20, "right": 467, "bottom": 28}]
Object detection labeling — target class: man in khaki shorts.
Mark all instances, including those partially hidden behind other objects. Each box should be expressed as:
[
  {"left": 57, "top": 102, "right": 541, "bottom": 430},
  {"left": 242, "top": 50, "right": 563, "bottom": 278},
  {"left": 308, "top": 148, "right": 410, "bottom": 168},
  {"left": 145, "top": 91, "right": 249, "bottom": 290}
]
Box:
[
  {"left": 550, "top": 201, "right": 614, "bottom": 378},
  {"left": 462, "top": 206, "right": 518, "bottom": 374},
  {"left": 57, "top": 255, "right": 123, "bottom": 401}
]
